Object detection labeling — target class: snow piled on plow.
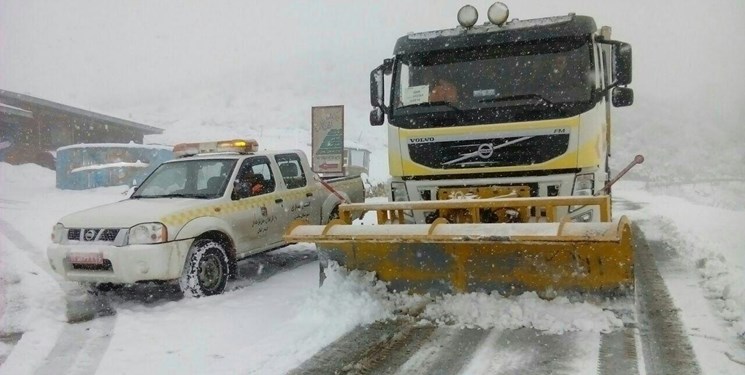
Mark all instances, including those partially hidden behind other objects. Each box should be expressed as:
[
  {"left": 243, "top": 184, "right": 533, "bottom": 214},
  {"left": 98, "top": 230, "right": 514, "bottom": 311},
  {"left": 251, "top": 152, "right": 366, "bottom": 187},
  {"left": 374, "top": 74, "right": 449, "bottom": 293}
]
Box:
[{"left": 318, "top": 263, "right": 623, "bottom": 334}]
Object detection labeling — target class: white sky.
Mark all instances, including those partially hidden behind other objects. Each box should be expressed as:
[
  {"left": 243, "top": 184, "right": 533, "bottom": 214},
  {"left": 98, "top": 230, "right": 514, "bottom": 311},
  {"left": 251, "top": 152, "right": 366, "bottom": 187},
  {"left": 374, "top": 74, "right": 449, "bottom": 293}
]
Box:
[
  {"left": 2, "top": 0, "right": 744, "bottom": 182},
  {"left": 2, "top": 0, "right": 744, "bottom": 117}
]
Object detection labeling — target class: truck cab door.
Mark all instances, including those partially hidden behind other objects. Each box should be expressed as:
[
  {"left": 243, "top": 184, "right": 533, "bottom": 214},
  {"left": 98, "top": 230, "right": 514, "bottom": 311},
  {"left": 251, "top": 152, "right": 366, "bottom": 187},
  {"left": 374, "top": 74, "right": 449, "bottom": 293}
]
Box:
[
  {"left": 274, "top": 153, "right": 315, "bottom": 225},
  {"left": 230, "top": 156, "right": 281, "bottom": 256}
]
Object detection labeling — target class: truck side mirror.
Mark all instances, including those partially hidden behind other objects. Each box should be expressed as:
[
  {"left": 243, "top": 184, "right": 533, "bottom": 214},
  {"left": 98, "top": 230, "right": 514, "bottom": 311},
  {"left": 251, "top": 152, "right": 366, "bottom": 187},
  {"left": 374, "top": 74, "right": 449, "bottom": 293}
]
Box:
[
  {"left": 612, "top": 87, "right": 634, "bottom": 107},
  {"left": 370, "top": 107, "right": 384, "bottom": 126},
  {"left": 370, "top": 58, "right": 393, "bottom": 126},
  {"left": 614, "top": 42, "right": 632, "bottom": 86},
  {"left": 370, "top": 66, "right": 385, "bottom": 108}
]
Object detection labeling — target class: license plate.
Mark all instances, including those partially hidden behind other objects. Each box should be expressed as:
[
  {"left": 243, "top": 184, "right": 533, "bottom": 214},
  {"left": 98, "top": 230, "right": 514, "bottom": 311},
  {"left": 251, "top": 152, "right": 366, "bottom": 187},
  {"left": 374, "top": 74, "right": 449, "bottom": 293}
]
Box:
[{"left": 69, "top": 252, "right": 104, "bottom": 265}]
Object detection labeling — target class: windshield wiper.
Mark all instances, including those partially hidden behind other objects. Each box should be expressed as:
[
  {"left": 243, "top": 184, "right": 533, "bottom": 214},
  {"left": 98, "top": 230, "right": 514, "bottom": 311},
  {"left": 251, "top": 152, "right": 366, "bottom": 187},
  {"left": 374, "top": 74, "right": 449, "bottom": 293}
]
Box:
[
  {"left": 478, "top": 94, "right": 554, "bottom": 106},
  {"left": 398, "top": 101, "right": 463, "bottom": 113}
]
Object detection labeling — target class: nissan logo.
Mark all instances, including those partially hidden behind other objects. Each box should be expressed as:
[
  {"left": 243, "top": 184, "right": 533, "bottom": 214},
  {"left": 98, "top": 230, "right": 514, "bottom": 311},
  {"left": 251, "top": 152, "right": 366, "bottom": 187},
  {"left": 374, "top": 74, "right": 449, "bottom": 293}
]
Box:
[{"left": 84, "top": 229, "right": 97, "bottom": 241}]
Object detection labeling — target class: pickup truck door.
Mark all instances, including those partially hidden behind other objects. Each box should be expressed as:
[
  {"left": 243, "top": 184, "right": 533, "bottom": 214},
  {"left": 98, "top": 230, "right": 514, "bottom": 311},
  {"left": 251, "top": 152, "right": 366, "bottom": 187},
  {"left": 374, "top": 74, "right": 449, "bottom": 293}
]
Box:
[
  {"left": 230, "top": 156, "right": 282, "bottom": 256},
  {"left": 274, "top": 153, "right": 315, "bottom": 225}
]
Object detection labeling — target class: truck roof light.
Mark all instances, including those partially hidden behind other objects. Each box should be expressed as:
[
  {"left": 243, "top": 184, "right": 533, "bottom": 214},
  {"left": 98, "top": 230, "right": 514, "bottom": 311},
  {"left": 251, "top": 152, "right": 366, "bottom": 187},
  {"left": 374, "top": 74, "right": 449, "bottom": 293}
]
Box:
[
  {"left": 457, "top": 5, "right": 479, "bottom": 28},
  {"left": 173, "top": 139, "right": 259, "bottom": 158},
  {"left": 487, "top": 2, "right": 509, "bottom": 26}
]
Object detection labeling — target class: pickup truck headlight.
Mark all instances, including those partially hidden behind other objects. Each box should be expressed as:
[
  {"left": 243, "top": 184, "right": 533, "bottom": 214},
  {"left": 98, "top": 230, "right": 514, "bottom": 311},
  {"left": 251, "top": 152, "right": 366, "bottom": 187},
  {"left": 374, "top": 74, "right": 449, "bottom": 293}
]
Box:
[
  {"left": 128, "top": 222, "right": 168, "bottom": 245},
  {"left": 51, "top": 223, "right": 66, "bottom": 243}
]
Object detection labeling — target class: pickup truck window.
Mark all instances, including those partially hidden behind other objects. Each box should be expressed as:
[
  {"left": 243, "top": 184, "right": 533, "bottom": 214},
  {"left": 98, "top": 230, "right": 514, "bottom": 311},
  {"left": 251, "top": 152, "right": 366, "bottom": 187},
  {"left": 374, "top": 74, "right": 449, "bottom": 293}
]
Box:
[
  {"left": 132, "top": 159, "right": 236, "bottom": 199},
  {"left": 235, "top": 156, "right": 276, "bottom": 197},
  {"left": 275, "top": 153, "right": 307, "bottom": 189}
]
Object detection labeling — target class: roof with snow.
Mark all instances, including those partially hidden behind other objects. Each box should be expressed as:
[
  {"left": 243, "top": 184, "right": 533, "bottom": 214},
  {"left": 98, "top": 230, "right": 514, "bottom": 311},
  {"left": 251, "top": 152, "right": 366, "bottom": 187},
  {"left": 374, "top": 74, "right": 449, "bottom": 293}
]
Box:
[{"left": 0, "top": 89, "right": 163, "bottom": 135}]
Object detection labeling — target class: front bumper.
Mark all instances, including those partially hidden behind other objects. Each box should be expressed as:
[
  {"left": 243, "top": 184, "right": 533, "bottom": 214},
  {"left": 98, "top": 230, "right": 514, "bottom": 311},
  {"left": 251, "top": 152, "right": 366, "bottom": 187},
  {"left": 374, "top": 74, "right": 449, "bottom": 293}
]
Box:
[{"left": 47, "top": 239, "right": 193, "bottom": 284}]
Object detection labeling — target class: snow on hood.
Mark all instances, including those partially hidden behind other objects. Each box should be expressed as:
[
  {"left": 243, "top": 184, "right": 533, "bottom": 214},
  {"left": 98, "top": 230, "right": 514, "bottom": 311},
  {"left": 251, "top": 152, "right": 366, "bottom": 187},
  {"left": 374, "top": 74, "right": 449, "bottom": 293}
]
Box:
[{"left": 58, "top": 197, "right": 208, "bottom": 228}]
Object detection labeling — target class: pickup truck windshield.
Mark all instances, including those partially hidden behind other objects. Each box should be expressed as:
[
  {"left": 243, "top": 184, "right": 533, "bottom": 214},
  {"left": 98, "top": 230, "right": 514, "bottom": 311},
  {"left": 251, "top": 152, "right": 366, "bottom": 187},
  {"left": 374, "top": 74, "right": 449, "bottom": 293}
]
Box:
[
  {"left": 390, "top": 37, "right": 595, "bottom": 128},
  {"left": 131, "top": 159, "right": 237, "bottom": 199}
]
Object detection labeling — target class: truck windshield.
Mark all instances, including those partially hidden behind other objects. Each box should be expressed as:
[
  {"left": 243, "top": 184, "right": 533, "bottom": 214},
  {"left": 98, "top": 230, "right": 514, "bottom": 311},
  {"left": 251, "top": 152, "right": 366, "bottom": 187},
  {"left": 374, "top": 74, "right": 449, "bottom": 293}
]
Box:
[
  {"left": 390, "top": 37, "right": 594, "bottom": 128},
  {"left": 131, "top": 159, "right": 237, "bottom": 199}
]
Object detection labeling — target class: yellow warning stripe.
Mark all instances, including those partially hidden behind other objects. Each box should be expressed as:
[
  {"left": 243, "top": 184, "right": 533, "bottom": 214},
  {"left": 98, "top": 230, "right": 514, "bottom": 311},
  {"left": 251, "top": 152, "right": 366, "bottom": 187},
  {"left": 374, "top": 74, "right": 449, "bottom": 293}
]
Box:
[{"left": 161, "top": 186, "right": 315, "bottom": 227}]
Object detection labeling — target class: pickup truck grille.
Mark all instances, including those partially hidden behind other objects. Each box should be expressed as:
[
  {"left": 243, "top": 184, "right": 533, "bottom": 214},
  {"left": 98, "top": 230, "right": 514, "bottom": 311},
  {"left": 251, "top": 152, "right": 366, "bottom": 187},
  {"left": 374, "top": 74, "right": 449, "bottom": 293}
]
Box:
[
  {"left": 408, "top": 134, "right": 570, "bottom": 169},
  {"left": 67, "top": 228, "right": 121, "bottom": 242}
]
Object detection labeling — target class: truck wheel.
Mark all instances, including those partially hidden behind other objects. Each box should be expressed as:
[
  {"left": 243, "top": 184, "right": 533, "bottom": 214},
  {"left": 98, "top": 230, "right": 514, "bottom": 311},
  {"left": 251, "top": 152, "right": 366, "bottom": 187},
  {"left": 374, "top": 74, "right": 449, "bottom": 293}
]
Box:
[{"left": 180, "top": 239, "right": 230, "bottom": 297}]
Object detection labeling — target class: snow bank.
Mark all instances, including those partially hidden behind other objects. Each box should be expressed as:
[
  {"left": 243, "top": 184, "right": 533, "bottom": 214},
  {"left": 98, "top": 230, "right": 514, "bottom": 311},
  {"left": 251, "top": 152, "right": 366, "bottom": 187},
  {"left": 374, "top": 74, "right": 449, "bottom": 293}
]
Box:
[{"left": 617, "top": 181, "right": 745, "bottom": 338}]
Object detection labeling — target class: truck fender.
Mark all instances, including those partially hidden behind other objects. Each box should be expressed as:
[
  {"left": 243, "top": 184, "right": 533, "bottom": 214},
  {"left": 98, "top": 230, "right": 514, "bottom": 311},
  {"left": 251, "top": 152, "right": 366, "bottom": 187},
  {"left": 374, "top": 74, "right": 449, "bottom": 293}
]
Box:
[
  {"left": 174, "top": 216, "right": 238, "bottom": 248},
  {"left": 321, "top": 192, "right": 350, "bottom": 223}
]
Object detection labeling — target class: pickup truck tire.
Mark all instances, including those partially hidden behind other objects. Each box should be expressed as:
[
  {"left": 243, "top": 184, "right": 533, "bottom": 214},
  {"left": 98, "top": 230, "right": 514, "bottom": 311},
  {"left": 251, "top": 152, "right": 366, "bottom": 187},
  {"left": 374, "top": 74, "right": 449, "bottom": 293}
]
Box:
[{"left": 180, "top": 239, "right": 230, "bottom": 297}]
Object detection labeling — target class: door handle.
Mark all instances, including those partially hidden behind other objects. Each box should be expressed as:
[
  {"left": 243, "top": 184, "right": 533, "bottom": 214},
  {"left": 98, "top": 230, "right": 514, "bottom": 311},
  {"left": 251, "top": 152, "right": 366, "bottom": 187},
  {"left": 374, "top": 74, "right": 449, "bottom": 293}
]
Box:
[
  {"left": 275, "top": 198, "right": 283, "bottom": 204},
  {"left": 306, "top": 192, "right": 313, "bottom": 197}
]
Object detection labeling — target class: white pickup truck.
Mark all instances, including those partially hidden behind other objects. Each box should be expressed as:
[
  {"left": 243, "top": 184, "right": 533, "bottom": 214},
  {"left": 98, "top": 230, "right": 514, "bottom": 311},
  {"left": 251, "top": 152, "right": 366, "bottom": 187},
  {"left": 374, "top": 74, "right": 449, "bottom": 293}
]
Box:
[{"left": 47, "top": 139, "right": 365, "bottom": 296}]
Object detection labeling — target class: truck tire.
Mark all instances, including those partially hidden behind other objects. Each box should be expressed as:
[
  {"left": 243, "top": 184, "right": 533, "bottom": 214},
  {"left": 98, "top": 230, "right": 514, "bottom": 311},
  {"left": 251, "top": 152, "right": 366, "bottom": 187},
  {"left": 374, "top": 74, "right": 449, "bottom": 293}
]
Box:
[{"left": 179, "top": 239, "right": 230, "bottom": 297}]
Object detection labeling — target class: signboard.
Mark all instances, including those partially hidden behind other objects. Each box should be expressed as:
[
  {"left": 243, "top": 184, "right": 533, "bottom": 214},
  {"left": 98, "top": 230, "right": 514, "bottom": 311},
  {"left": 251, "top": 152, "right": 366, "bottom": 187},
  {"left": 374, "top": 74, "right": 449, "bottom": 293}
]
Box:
[{"left": 311, "top": 105, "right": 344, "bottom": 175}]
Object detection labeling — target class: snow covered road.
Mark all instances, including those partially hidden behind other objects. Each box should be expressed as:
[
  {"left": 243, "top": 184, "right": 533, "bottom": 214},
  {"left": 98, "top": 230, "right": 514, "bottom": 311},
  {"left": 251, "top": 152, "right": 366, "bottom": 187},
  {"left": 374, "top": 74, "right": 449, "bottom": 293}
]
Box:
[{"left": 1, "top": 164, "right": 744, "bottom": 374}]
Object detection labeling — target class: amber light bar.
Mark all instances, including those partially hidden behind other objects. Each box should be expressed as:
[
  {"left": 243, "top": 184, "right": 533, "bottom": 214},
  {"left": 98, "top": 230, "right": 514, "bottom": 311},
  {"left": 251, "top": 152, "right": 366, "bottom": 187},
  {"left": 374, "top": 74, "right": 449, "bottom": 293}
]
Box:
[{"left": 173, "top": 139, "right": 259, "bottom": 157}]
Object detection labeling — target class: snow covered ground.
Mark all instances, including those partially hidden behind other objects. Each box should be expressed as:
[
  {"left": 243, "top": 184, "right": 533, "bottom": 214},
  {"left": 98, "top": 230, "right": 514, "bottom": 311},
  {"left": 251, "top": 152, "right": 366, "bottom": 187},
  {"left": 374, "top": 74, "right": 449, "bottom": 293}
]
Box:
[{"left": 1, "top": 162, "right": 743, "bottom": 374}]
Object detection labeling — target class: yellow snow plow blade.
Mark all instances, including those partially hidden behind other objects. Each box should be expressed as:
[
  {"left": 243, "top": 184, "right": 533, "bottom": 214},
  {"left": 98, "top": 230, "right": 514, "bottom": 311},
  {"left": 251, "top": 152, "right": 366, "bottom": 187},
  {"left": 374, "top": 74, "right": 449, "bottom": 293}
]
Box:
[{"left": 285, "top": 196, "right": 634, "bottom": 297}]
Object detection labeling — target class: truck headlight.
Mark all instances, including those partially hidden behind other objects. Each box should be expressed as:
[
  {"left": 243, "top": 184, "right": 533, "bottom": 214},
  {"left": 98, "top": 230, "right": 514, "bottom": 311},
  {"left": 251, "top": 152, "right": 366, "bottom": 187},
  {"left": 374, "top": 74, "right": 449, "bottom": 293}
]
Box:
[
  {"left": 570, "top": 173, "right": 595, "bottom": 212},
  {"left": 572, "top": 173, "right": 594, "bottom": 196},
  {"left": 128, "top": 222, "right": 168, "bottom": 245},
  {"left": 51, "top": 223, "right": 66, "bottom": 243},
  {"left": 390, "top": 181, "right": 409, "bottom": 202}
]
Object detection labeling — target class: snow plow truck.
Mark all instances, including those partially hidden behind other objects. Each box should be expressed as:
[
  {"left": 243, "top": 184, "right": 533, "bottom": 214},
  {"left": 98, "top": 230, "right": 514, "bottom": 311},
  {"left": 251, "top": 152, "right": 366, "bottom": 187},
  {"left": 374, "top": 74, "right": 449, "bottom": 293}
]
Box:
[{"left": 286, "top": 3, "right": 639, "bottom": 298}]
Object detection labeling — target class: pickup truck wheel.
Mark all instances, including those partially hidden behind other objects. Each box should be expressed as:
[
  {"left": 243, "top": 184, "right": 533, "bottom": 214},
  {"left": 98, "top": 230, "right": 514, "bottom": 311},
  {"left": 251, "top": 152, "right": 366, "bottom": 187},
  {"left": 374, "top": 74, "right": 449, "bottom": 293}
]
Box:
[{"left": 180, "top": 239, "right": 230, "bottom": 297}]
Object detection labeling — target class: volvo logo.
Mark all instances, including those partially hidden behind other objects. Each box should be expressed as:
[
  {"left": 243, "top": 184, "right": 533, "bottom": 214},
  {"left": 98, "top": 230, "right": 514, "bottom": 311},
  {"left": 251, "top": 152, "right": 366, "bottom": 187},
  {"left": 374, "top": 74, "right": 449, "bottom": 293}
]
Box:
[
  {"left": 443, "top": 136, "right": 534, "bottom": 166},
  {"left": 476, "top": 143, "right": 494, "bottom": 159},
  {"left": 84, "top": 229, "right": 97, "bottom": 241},
  {"left": 408, "top": 137, "right": 435, "bottom": 144}
]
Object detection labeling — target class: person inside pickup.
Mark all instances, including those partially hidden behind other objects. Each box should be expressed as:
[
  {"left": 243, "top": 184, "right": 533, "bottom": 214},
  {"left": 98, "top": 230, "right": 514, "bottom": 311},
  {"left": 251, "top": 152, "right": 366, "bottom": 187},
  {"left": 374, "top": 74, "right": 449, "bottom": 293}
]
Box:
[
  {"left": 246, "top": 172, "right": 265, "bottom": 196},
  {"left": 234, "top": 158, "right": 276, "bottom": 199}
]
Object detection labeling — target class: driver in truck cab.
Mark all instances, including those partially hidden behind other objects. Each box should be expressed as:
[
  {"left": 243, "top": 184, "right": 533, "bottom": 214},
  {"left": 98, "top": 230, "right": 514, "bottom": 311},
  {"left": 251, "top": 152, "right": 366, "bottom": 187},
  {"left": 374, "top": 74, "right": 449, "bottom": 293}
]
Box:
[{"left": 237, "top": 168, "right": 265, "bottom": 196}]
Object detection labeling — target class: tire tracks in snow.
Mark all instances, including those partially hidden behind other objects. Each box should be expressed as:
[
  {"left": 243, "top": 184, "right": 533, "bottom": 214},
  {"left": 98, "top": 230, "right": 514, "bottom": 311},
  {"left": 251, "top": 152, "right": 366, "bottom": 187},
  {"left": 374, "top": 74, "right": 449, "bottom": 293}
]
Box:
[
  {"left": 289, "top": 319, "right": 640, "bottom": 374},
  {"left": 632, "top": 223, "right": 703, "bottom": 375},
  {"left": 0, "top": 217, "right": 115, "bottom": 374}
]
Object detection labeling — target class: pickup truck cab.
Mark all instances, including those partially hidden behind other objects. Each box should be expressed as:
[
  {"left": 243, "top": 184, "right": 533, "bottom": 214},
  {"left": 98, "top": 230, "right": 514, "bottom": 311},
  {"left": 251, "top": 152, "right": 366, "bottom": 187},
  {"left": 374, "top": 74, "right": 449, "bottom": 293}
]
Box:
[{"left": 47, "top": 139, "right": 365, "bottom": 296}]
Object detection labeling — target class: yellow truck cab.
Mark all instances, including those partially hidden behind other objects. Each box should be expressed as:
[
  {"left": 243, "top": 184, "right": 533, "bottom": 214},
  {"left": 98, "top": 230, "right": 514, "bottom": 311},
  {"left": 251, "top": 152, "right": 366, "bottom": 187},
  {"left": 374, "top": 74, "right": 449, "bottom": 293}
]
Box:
[
  {"left": 369, "top": 3, "right": 633, "bottom": 224},
  {"left": 47, "top": 139, "right": 364, "bottom": 296}
]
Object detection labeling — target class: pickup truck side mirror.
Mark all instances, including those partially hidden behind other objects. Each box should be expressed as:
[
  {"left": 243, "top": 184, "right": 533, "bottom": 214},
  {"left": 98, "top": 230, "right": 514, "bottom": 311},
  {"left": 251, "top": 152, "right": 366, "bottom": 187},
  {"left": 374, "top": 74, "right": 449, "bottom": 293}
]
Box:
[{"left": 232, "top": 180, "right": 251, "bottom": 200}]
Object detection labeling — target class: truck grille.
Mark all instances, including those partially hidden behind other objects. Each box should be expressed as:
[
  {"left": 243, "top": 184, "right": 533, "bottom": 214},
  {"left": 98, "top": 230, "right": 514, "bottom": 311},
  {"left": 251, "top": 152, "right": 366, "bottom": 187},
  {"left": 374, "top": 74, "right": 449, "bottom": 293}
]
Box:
[
  {"left": 67, "top": 228, "right": 121, "bottom": 242},
  {"left": 408, "top": 134, "right": 570, "bottom": 169}
]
